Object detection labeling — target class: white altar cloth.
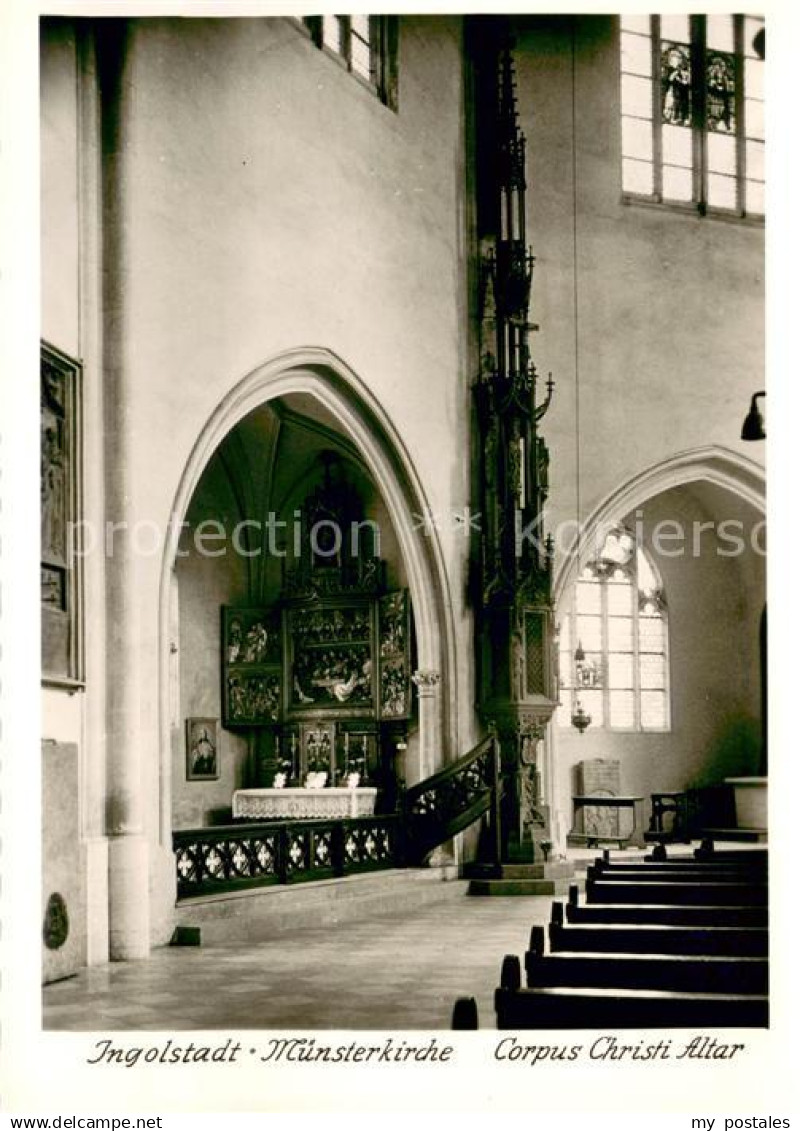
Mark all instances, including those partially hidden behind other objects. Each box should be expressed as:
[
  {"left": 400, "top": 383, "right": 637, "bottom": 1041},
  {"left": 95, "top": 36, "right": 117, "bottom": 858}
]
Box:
[{"left": 232, "top": 787, "right": 378, "bottom": 821}]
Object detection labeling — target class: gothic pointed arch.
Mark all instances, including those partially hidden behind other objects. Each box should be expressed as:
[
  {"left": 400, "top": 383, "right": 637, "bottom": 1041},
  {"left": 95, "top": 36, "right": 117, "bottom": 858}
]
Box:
[
  {"left": 553, "top": 445, "right": 765, "bottom": 605},
  {"left": 542, "top": 445, "right": 765, "bottom": 837},
  {"left": 156, "top": 347, "right": 460, "bottom": 841}
]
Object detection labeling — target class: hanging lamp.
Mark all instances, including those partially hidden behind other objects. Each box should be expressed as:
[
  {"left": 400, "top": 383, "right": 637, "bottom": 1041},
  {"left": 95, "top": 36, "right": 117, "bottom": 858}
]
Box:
[{"left": 568, "top": 24, "right": 590, "bottom": 735}]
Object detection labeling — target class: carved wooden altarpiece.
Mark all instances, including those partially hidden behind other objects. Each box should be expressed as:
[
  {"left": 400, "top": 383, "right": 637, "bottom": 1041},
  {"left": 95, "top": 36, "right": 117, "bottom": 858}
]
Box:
[{"left": 222, "top": 459, "right": 412, "bottom": 803}]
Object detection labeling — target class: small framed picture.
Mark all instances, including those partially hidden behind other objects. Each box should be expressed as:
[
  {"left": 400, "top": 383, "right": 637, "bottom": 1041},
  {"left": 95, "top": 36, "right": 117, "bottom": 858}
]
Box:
[{"left": 186, "top": 718, "right": 220, "bottom": 781}]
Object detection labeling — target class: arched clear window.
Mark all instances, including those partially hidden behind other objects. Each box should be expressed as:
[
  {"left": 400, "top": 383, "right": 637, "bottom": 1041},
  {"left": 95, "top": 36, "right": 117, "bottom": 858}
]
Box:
[{"left": 557, "top": 528, "right": 670, "bottom": 731}]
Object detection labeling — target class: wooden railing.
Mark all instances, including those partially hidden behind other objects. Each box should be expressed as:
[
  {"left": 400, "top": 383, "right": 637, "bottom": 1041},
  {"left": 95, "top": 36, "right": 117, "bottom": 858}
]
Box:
[
  {"left": 402, "top": 733, "right": 501, "bottom": 865},
  {"left": 172, "top": 734, "right": 502, "bottom": 898},
  {"left": 173, "top": 814, "right": 401, "bottom": 900}
]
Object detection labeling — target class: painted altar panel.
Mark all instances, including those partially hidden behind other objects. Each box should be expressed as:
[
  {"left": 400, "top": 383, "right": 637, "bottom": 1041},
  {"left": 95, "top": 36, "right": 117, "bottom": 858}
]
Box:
[
  {"left": 287, "top": 600, "right": 375, "bottom": 717},
  {"left": 222, "top": 608, "right": 282, "bottom": 726},
  {"left": 378, "top": 590, "right": 412, "bottom": 720},
  {"left": 222, "top": 586, "right": 411, "bottom": 793},
  {"left": 277, "top": 721, "right": 378, "bottom": 786},
  {"left": 300, "top": 721, "right": 336, "bottom": 779},
  {"left": 339, "top": 727, "right": 377, "bottom": 783}
]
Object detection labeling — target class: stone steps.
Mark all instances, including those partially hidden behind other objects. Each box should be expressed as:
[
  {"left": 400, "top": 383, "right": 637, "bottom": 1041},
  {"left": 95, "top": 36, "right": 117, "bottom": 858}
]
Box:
[
  {"left": 174, "top": 866, "right": 466, "bottom": 944},
  {"left": 466, "top": 860, "right": 575, "bottom": 898},
  {"left": 468, "top": 877, "right": 573, "bottom": 897}
]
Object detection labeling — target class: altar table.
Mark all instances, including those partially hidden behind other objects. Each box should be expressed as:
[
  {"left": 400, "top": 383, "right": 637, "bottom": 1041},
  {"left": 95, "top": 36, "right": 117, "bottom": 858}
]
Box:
[{"left": 232, "top": 787, "right": 378, "bottom": 821}]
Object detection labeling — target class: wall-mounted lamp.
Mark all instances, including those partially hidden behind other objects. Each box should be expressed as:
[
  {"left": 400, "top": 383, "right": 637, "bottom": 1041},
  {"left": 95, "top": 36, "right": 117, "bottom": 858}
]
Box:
[{"left": 741, "top": 391, "right": 766, "bottom": 442}]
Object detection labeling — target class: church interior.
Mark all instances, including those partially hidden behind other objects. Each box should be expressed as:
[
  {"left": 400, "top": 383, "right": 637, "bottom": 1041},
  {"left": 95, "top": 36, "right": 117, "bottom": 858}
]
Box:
[{"left": 38, "top": 12, "right": 767, "bottom": 1032}]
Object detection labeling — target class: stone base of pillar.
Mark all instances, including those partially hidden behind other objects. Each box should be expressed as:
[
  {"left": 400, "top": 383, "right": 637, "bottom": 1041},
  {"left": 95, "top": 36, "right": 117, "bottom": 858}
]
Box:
[
  {"left": 150, "top": 840, "right": 180, "bottom": 947},
  {"left": 548, "top": 809, "right": 567, "bottom": 857},
  {"left": 427, "top": 841, "right": 455, "bottom": 868},
  {"left": 85, "top": 836, "right": 109, "bottom": 966},
  {"left": 108, "top": 834, "right": 151, "bottom": 960}
]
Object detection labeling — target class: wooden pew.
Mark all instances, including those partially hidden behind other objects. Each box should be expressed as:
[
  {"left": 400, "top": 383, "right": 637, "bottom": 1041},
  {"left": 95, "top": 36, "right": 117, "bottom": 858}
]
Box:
[
  {"left": 695, "top": 849, "right": 768, "bottom": 862},
  {"left": 585, "top": 877, "right": 767, "bottom": 906},
  {"left": 525, "top": 947, "right": 768, "bottom": 995},
  {"left": 561, "top": 891, "right": 768, "bottom": 929},
  {"left": 588, "top": 870, "right": 766, "bottom": 887},
  {"left": 607, "top": 845, "right": 768, "bottom": 865},
  {"left": 492, "top": 956, "right": 768, "bottom": 1029},
  {"left": 547, "top": 920, "right": 768, "bottom": 956},
  {"left": 452, "top": 996, "right": 479, "bottom": 1030},
  {"left": 494, "top": 986, "right": 768, "bottom": 1029},
  {"left": 588, "top": 863, "right": 767, "bottom": 883},
  {"left": 592, "top": 864, "right": 764, "bottom": 882},
  {"left": 452, "top": 844, "right": 770, "bottom": 1030},
  {"left": 693, "top": 841, "right": 768, "bottom": 863}
]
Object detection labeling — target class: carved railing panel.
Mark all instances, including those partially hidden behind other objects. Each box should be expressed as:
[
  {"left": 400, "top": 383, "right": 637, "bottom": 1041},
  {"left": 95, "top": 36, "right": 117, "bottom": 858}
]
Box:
[
  {"left": 344, "top": 822, "right": 394, "bottom": 868},
  {"left": 173, "top": 815, "right": 402, "bottom": 900}
]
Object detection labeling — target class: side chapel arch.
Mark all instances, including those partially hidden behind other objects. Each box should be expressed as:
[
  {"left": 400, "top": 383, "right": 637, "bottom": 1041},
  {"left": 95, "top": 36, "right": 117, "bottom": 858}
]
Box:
[
  {"left": 554, "top": 445, "right": 765, "bottom": 605},
  {"left": 544, "top": 445, "right": 766, "bottom": 835},
  {"left": 156, "top": 347, "right": 460, "bottom": 842}
]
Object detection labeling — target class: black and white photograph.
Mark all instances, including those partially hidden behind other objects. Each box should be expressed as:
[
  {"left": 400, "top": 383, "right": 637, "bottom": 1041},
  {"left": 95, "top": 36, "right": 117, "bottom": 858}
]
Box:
[{"left": 1, "top": 0, "right": 798, "bottom": 1121}]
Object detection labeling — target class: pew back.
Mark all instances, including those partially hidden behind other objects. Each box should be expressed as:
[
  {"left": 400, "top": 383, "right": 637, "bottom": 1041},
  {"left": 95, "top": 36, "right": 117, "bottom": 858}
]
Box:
[
  {"left": 564, "top": 901, "right": 768, "bottom": 928},
  {"left": 525, "top": 950, "right": 768, "bottom": 993},
  {"left": 494, "top": 986, "right": 768, "bottom": 1029},
  {"left": 585, "top": 879, "right": 767, "bottom": 905},
  {"left": 549, "top": 921, "right": 768, "bottom": 956}
]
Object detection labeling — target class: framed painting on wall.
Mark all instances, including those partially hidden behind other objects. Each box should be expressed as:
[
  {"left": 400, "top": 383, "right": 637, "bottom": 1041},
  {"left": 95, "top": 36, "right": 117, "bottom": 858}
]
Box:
[
  {"left": 41, "top": 341, "right": 84, "bottom": 688},
  {"left": 186, "top": 718, "right": 220, "bottom": 781}
]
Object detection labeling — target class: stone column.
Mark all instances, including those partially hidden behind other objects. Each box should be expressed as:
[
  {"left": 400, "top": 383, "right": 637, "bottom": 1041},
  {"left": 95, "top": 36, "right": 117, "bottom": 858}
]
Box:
[
  {"left": 412, "top": 670, "right": 456, "bottom": 868},
  {"left": 411, "top": 670, "right": 441, "bottom": 783},
  {"left": 99, "top": 20, "right": 150, "bottom": 960},
  {"left": 542, "top": 724, "right": 565, "bottom": 854},
  {"left": 77, "top": 24, "right": 110, "bottom": 966}
]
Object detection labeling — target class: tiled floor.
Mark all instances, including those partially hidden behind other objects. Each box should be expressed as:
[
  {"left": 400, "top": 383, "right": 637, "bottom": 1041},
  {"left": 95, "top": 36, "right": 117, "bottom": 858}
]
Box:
[
  {"left": 43, "top": 887, "right": 553, "bottom": 1031},
  {"left": 44, "top": 840, "right": 762, "bottom": 1032}
]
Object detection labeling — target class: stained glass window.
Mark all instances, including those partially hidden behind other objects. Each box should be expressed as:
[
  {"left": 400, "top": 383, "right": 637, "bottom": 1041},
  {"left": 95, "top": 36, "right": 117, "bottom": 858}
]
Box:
[
  {"left": 706, "top": 52, "right": 736, "bottom": 133},
  {"left": 661, "top": 43, "right": 692, "bottom": 127},
  {"left": 620, "top": 15, "right": 765, "bottom": 217},
  {"left": 558, "top": 529, "right": 669, "bottom": 731}
]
